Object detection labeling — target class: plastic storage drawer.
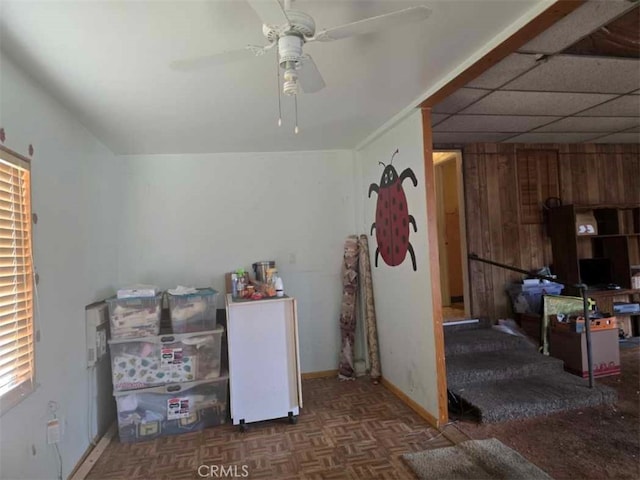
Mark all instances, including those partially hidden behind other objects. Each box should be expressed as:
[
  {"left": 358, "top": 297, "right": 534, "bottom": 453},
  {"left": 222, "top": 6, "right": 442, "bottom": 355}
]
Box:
[
  {"left": 168, "top": 288, "right": 218, "bottom": 333},
  {"left": 507, "top": 282, "right": 564, "bottom": 314},
  {"left": 108, "top": 326, "right": 224, "bottom": 391},
  {"left": 107, "top": 295, "right": 162, "bottom": 339},
  {"left": 114, "top": 376, "right": 229, "bottom": 443}
]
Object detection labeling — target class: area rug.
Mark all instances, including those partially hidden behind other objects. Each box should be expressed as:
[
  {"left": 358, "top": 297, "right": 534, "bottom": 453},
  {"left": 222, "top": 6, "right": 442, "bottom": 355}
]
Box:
[{"left": 402, "top": 438, "right": 553, "bottom": 480}]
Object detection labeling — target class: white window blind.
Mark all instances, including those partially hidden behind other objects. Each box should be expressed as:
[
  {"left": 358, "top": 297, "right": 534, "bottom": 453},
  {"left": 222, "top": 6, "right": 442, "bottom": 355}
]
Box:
[{"left": 0, "top": 146, "right": 34, "bottom": 414}]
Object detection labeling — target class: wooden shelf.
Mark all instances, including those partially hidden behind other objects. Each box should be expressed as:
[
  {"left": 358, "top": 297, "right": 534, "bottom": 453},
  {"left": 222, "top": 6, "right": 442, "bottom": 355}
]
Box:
[
  {"left": 573, "top": 204, "right": 640, "bottom": 211},
  {"left": 549, "top": 204, "right": 640, "bottom": 292},
  {"left": 586, "top": 288, "right": 640, "bottom": 297},
  {"left": 591, "top": 233, "right": 640, "bottom": 238}
]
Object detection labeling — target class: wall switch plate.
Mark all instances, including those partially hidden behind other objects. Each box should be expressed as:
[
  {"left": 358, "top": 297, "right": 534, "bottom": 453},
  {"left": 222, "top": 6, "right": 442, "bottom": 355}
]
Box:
[{"left": 46, "top": 419, "right": 60, "bottom": 444}]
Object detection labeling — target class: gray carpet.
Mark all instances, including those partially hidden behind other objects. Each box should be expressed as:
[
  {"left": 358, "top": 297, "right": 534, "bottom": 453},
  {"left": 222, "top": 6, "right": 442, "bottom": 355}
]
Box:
[
  {"left": 403, "top": 438, "right": 553, "bottom": 480},
  {"left": 446, "top": 327, "right": 617, "bottom": 422}
]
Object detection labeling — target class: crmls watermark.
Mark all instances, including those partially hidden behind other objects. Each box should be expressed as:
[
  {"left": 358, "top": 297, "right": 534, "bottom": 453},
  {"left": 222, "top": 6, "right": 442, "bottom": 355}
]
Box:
[{"left": 197, "top": 464, "right": 250, "bottom": 478}]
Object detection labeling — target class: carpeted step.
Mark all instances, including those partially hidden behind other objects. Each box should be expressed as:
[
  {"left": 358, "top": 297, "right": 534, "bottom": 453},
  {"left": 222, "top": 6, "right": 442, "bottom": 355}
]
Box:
[
  {"left": 445, "top": 328, "right": 533, "bottom": 356},
  {"left": 449, "top": 373, "right": 617, "bottom": 423},
  {"left": 446, "top": 350, "right": 564, "bottom": 389}
]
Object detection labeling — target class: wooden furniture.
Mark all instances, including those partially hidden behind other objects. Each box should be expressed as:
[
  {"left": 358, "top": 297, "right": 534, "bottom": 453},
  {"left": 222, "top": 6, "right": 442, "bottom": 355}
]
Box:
[
  {"left": 225, "top": 294, "right": 302, "bottom": 431},
  {"left": 548, "top": 204, "right": 640, "bottom": 337}
]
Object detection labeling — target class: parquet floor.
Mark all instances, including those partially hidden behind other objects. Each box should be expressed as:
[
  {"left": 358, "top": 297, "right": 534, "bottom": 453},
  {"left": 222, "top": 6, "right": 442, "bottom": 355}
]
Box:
[
  {"left": 442, "top": 303, "right": 466, "bottom": 322},
  {"left": 88, "top": 376, "right": 451, "bottom": 479}
]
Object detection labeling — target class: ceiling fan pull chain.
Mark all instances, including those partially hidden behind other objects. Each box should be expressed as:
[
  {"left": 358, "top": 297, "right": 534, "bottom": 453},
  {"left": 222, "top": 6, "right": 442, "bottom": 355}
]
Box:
[
  {"left": 294, "top": 94, "right": 299, "bottom": 134},
  {"left": 277, "top": 52, "right": 282, "bottom": 127}
]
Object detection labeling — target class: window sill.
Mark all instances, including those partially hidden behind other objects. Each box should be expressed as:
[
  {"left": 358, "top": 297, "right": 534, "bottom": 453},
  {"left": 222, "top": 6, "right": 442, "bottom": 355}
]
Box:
[{"left": 0, "top": 380, "right": 38, "bottom": 417}]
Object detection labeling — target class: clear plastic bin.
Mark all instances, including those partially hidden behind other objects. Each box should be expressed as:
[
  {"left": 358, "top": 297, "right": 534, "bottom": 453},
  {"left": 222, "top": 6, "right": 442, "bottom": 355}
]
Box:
[
  {"left": 507, "top": 282, "right": 564, "bottom": 314},
  {"left": 108, "top": 326, "right": 224, "bottom": 391},
  {"left": 114, "top": 376, "right": 228, "bottom": 443},
  {"left": 168, "top": 288, "right": 218, "bottom": 333},
  {"left": 107, "top": 294, "right": 162, "bottom": 339}
]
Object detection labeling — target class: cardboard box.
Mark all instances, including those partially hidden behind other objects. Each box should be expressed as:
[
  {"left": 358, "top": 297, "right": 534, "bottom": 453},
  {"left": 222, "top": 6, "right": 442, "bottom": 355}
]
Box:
[
  {"left": 576, "top": 211, "right": 598, "bottom": 236},
  {"left": 550, "top": 329, "right": 620, "bottom": 378}
]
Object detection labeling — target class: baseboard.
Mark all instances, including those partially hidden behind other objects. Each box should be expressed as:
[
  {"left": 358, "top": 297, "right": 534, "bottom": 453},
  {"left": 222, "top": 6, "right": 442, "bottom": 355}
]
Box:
[
  {"left": 380, "top": 377, "right": 439, "bottom": 428},
  {"left": 301, "top": 369, "right": 338, "bottom": 380},
  {"left": 69, "top": 423, "right": 117, "bottom": 480}
]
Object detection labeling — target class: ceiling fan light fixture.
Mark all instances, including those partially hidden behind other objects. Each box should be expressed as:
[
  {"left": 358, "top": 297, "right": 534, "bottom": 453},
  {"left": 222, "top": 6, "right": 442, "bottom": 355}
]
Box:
[
  {"left": 283, "top": 63, "right": 298, "bottom": 96},
  {"left": 278, "top": 35, "right": 303, "bottom": 64}
]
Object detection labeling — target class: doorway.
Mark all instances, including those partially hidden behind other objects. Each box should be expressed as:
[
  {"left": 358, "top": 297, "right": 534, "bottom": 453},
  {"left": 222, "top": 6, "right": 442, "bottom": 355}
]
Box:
[{"left": 433, "top": 150, "right": 470, "bottom": 321}]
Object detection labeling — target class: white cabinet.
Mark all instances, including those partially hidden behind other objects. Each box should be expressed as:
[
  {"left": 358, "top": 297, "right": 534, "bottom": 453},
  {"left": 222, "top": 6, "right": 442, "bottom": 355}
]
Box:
[{"left": 225, "top": 294, "right": 302, "bottom": 429}]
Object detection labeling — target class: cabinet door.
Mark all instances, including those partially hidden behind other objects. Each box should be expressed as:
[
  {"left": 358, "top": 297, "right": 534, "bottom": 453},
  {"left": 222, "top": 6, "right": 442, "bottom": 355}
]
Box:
[{"left": 227, "top": 300, "right": 299, "bottom": 424}]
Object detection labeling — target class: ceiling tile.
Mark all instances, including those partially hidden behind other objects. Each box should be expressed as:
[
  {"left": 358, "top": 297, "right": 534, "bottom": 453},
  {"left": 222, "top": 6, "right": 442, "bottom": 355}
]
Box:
[
  {"left": 519, "top": 1, "right": 637, "bottom": 55},
  {"left": 432, "top": 132, "right": 513, "bottom": 144},
  {"left": 576, "top": 95, "right": 640, "bottom": 117},
  {"left": 504, "top": 132, "right": 601, "bottom": 143},
  {"left": 466, "top": 53, "right": 540, "bottom": 89},
  {"left": 590, "top": 132, "right": 640, "bottom": 143},
  {"left": 535, "top": 116, "right": 640, "bottom": 133},
  {"left": 434, "top": 115, "right": 559, "bottom": 132},
  {"left": 461, "top": 91, "right": 616, "bottom": 116},
  {"left": 432, "top": 88, "right": 490, "bottom": 114},
  {"left": 431, "top": 114, "right": 450, "bottom": 126},
  {"left": 503, "top": 55, "right": 640, "bottom": 94}
]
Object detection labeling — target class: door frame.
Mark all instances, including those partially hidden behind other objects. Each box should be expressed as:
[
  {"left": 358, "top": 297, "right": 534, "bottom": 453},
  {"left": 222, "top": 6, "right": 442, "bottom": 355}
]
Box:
[
  {"left": 420, "top": 1, "right": 584, "bottom": 426},
  {"left": 433, "top": 150, "right": 471, "bottom": 317}
]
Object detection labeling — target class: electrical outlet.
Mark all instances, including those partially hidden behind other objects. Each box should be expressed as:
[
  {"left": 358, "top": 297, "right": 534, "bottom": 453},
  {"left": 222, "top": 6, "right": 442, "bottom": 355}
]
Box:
[{"left": 46, "top": 419, "right": 60, "bottom": 445}]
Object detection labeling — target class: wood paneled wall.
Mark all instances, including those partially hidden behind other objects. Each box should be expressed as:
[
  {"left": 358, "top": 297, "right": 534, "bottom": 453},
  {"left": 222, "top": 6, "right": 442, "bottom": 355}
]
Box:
[{"left": 463, "top": 143, "right": 640, "bottom": 319}]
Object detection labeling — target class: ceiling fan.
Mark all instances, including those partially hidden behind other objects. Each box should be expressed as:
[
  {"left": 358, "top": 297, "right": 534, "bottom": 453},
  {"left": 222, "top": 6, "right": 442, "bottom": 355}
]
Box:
[{"left": 172, "top": 0, "right": 432, "bottom": 132}]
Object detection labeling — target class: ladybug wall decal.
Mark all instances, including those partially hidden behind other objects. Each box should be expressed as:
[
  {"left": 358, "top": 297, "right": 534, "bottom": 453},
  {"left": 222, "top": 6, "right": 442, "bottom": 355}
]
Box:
[{"left": 368, "top": 149, "right": 418, "bottom": 271}]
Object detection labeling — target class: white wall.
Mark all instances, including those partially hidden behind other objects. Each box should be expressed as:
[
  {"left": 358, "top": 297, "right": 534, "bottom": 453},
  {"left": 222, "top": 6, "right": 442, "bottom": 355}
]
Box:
[
  {"left": 116, "top": 150, "right": 357, "bottom": 373},
  {"left": 0, "top": 53, "right": 120, "bottom": 479},
  {"left": 356, "top": 109, "right": 440, "bottom": 419}
]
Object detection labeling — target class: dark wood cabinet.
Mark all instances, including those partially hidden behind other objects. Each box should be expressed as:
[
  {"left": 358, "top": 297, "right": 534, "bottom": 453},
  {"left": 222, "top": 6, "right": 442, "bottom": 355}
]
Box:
[
  {"left": 548, "top": 204, "right": 640, "bottom": 293},
  {"left": 548, "top": 204, "right": 640, "bottom": 337}
]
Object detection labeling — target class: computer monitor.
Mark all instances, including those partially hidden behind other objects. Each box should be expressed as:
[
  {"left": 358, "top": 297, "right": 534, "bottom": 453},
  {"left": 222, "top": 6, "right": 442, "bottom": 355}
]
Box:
[{"left": 579, "top": 258, "right": 613, "bottom": 287}]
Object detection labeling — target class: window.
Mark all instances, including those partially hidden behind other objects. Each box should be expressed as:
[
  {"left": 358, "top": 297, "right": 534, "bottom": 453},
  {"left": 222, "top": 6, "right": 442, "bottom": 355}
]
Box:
[{"left": 0, "top": 145, "right": 34, "bottom": 415}]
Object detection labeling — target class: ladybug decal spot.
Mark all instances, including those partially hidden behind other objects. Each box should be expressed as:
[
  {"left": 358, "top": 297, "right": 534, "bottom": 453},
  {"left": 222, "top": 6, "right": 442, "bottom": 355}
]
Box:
[{"left": 367, "top": 148, "right": 418, "bottom": 271}]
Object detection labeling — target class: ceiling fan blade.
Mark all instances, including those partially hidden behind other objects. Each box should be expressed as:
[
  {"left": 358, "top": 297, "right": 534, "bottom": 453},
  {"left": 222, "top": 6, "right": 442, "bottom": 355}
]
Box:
[
  {"left": 312, "top": 6, "right": 431, "bottom": 42},
  {"left": 246, "top": 0, "right": 289, "bottom": 26},
  {"left": 297, "top": 54, "right": 326, "bottom": 94},
  {"left": 171, "top": 44, "right": 272, "bottom": 71}
]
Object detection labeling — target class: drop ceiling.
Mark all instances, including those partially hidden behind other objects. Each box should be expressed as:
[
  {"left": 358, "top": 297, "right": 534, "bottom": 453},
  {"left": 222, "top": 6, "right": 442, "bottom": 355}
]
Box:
[
  {"left": 432, "top": 1, "right": 640, "bottom": 145},
  {"left": 0, "top": 0, "right": 545, "bottom": 154}
]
